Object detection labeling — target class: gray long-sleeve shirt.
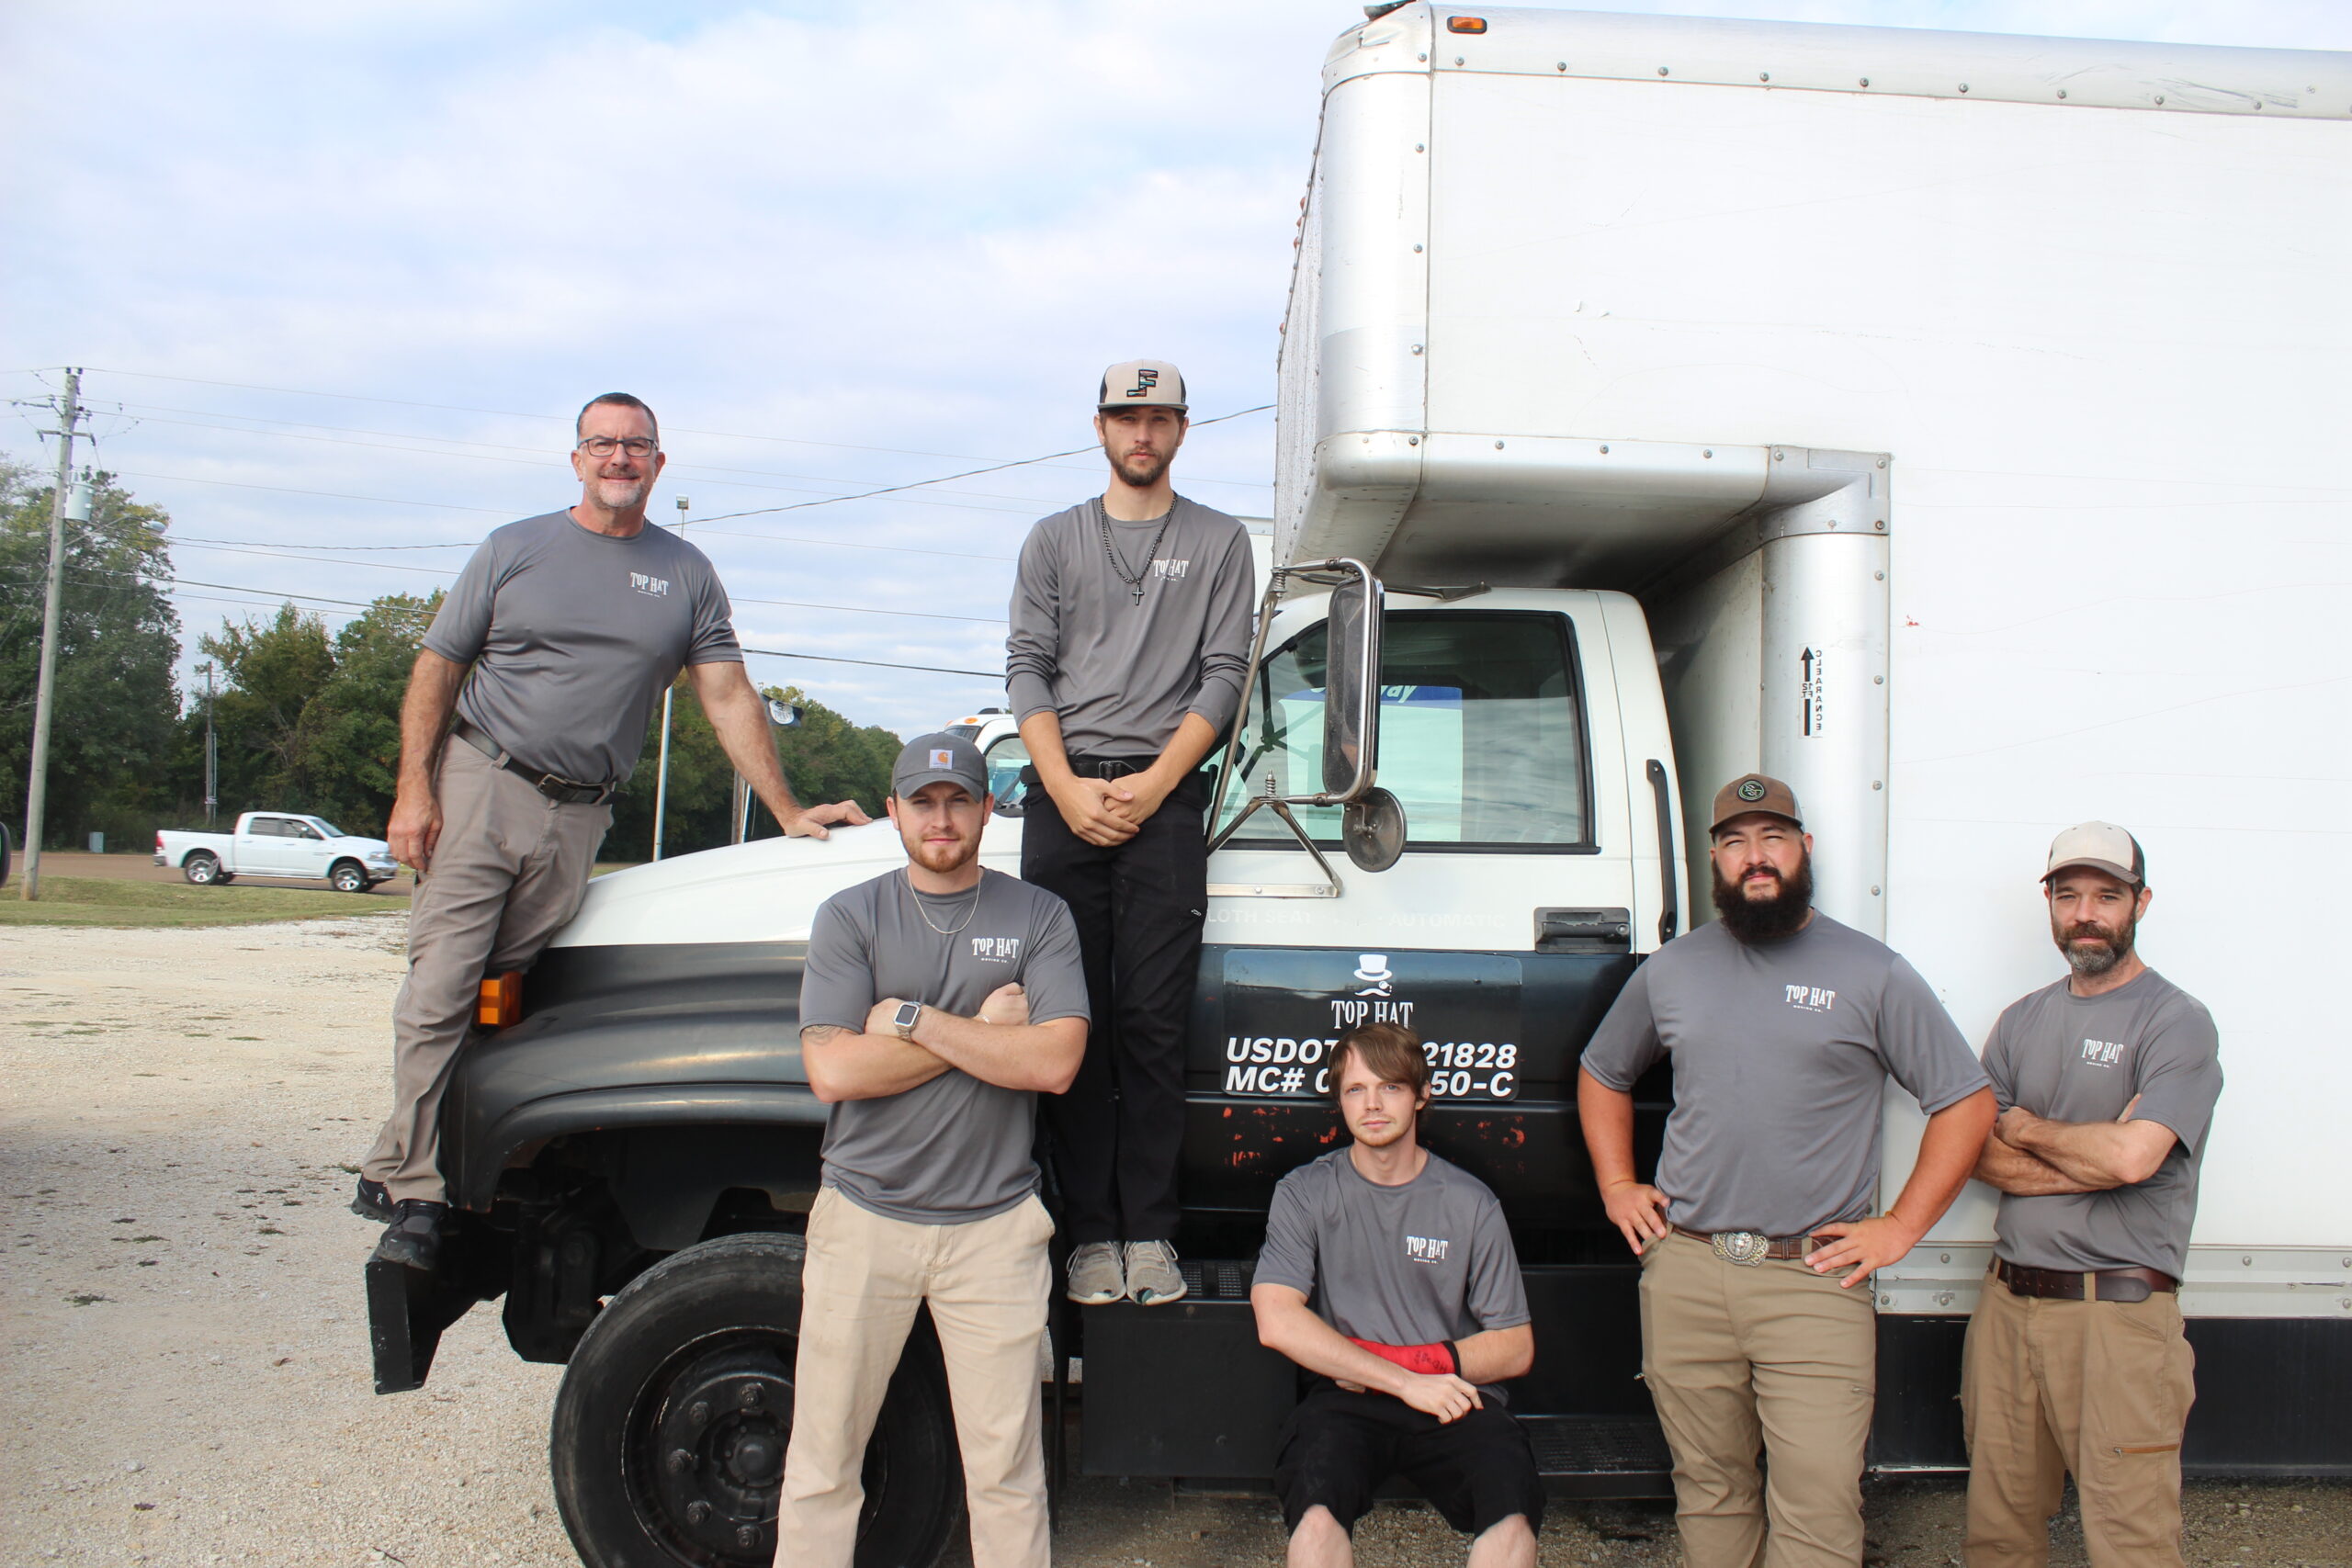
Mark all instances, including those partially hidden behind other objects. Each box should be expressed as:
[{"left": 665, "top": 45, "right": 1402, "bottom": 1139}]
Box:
[{"left": 1004, "top": 497, "right": 1256, "bottom": 758}]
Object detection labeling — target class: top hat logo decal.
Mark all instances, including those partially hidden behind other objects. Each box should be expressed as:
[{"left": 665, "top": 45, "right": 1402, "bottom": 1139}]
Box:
[{"left": 1354, "top": 954, "right": 1395, "bottom": 998}]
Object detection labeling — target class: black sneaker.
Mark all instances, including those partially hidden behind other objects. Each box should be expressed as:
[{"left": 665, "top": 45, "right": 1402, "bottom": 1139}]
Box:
[
  {"left": 351, "top": 1178, "right": 395, "bottom": 1224},
  {"left": 372, "top": 1200, "right": 448, "bottom": 1272}
]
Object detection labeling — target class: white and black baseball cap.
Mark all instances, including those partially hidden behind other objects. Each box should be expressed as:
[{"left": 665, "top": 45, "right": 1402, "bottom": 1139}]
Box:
[
  {"left": 1098, "top": 359, "right": 1188, "bottom": 412},
  {"left": 892, "top": 732, "right": 989, "bottom": 801},
  {"left": 2043, "top": 821, "right": 2145, "bottom": 886}
]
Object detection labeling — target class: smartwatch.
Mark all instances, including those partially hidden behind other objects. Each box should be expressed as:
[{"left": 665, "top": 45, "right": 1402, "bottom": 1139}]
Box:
[{"left": 892, "top": 1000, "right": 923, "bottom": 1041}]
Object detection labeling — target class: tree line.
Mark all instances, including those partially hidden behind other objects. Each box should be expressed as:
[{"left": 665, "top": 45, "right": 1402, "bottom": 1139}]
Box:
[{"left": 1, "top": 460, "right": 904, "bottom": 856}]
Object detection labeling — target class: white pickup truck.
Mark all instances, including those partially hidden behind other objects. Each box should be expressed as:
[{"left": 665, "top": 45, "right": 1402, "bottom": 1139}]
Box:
[{"left": 155, "top": 813, "right": 401, "bottom": 892}]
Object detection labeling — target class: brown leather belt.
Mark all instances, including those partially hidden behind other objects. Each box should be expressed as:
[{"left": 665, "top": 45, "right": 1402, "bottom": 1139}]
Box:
[
  {"left": 1995, "top": 1258, "right": 2177, "bottom": 1303},
  {"left": 1673, "top": 1225, "right": 1826, "bottom": 1264}
]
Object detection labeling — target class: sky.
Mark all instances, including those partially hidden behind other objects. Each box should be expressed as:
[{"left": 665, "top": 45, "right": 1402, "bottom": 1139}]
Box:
[{"left": 5, "top": 0, "right": 2347, "bottom": 739}]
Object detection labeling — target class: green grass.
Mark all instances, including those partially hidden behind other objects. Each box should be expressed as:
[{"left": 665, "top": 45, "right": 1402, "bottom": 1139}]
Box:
[{"left": 0, "top": 876, "right": 408, "bottom": 930}]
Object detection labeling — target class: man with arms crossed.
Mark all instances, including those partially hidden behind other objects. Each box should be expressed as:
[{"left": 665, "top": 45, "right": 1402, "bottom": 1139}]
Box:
[
  {"left": 361, "top": 393, "right": 865, "bottom": 1269},
  {"left": 777, "top": 733, "right": 1089, "bottom": 1568},
  {"left": 1578, "top": 774, "right": 1996, "bottom": 1568},
  {"left": 1962, "top": 823, "right": 2221, "bottom": 1568},
  {"left": 1006, "top": 359, "right": 1255, "bottom": 1306},
  {"left": 1252, "top": 1022, "right": 1541, "bottom": 1568}
]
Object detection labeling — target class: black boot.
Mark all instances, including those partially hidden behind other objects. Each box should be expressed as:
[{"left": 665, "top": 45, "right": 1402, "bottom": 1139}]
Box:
[{"left": 372, "top": 1200, "right": 448, "bottom": 1272}]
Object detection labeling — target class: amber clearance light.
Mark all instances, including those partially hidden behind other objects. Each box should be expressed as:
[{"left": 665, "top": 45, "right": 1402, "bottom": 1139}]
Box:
[
  {"left": 478, "top": 971, "right": 522, "bottom": 1029},
  {"left": 1446, "top": 17, "right": 1488, "bottom": 34}
]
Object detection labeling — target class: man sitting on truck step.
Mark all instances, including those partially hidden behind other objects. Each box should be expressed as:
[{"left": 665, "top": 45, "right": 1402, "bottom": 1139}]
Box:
[
  {"left": 1005, "top": 358, "right": 1256, "bottom": 1307},
  {"left": 777, "top": 732, "right": 1090, "bottom": 1568},
  {"left": 1962, "top": 822, "right": 2221, "bottom": 1568},
  {"left": 1251, "top": 1022, "right": 1541, "bottom": 1568},
  {"left": 357, "top": 392, "right": 868, "bottom": 1271},
  {"left": 1578, "top": 773, "right": 1996, "bottom": 1568}
]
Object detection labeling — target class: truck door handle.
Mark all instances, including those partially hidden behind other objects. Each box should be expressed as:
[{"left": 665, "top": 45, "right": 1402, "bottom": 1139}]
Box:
[{"left": 1646, "top": 760, "right": 1679, "bottom": 946}]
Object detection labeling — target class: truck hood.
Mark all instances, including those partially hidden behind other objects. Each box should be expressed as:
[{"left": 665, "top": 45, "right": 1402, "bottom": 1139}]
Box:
[{"left": 549, "top": 816, "right": 1024, "bottom": 948}]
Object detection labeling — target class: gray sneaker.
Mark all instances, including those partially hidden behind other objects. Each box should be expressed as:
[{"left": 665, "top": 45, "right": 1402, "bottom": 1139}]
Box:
[
  {"left": 1066, "top": 1241, "right": 1125, "bottom": 1305},
  {"left": 1124, "top": 1241, "right": 1187, "bottom": 1305}
]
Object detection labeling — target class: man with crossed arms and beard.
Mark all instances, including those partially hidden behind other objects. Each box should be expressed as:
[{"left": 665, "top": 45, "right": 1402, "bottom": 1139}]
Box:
[
  {"left": 1253, "top": 1022, "right": 1542, "bottom": 1568},
  {"left": 1962, "top": 822, "right": 2222, "bottom": 1568},
  {"left": 776, "top": 733, "right": 1089, "bottom": 1568},
  {"left": 1579, "top": 773, "right": 1996, "bottom": 1568}
]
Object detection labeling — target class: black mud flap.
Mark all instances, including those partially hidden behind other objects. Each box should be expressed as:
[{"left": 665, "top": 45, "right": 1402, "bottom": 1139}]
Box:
[{"left": 367, "top": 1219, "right": 506, "bottom": 1394}]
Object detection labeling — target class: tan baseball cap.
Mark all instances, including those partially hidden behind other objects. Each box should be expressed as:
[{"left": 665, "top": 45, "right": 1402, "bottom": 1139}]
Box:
[
  {"left": 2043, "top": 821, "right": 2144, "bottom": 886},
  {"left": 1098, "top": 359, "right": 1188, "bottom": 412},
  {"left": 1710, "top": 773, "right": 1803, "bottom": 833}
]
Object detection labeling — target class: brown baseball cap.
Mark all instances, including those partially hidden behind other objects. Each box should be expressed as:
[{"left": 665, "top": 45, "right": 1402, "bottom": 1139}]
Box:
[
  {"left": 2043, "top": 821, "right": 2145, "bottom": 886},
  {"left": 1710, "top": 773, "right": 1803, "bottom": 833},
  {"left": 1098, "top": 359, "right": 1188, "bottom": 412}
]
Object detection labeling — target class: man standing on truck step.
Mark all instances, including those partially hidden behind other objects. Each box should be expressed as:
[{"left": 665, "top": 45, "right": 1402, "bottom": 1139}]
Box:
[
  {"left": 1577, "top": 773, "right": 1996, "bottom": 1568},
  {"left": 358, "top": 392, "right": 868, "bottom": 1271},
  {"left": 1005, "top": 358, "right": 1256, "bottom": 1307},
  {"left": 777, "top": 732, "right": 1089, "bottom": 1568},
  {"left": 1252, "top": 1021, "right": 1541, "bottom": 1568},
  {"left": 1962, "top": 822, "right": 2221, "bottom": 1568}
]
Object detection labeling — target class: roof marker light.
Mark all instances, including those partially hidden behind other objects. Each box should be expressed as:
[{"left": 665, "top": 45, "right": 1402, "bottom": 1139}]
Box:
[{"left": 1447, "top": 17, "right": 1487, "bottom": 34}]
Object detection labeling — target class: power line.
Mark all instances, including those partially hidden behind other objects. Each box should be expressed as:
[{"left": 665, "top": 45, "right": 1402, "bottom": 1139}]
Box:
[
  {"left": 46, "top": 367, "right": 1274, "bottom": 488},
  {"left": 741, "top": 644, "right": 999, "bottom": 679}
]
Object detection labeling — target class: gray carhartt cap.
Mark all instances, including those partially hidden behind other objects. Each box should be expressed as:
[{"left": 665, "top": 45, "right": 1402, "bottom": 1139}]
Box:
[
  {"left": 1098, "top": 359, "right": 1188, "bottom": 412},
  {"left": 2043, "top": 821, "right": 2145, "bottom": 886},
  {"left": 892, "top": 732, "right": 989, "bottom": 801}
]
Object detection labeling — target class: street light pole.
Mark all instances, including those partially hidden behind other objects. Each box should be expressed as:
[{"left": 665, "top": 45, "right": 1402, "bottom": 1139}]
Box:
[
  {"left": 20, "top": 367, "right": 85, "bottom": 902},
  {"left": 650, "top": 494, "right": 688, "bottom": 861},
  {"left": 197, "top": 660, "right": 219, "bottom": 829}
]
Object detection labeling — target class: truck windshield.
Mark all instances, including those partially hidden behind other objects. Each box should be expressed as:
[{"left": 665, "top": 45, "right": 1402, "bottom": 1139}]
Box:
[{"left": 1218, "top": 610, "right": 1591, "bottom": 850}]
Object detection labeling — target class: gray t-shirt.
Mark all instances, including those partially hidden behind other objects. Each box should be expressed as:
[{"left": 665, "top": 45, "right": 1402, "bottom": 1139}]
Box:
[
  {"left": 1256, "top": 1148, "right": 1531, "bottom": 1400},
  {"left": 1581, "top": 913, "right": 1989, "bottom": 1237},
  {"left": 798, "top": 867, "right": 1090, "bottom": 1224},
  {"left": 1004, "top": 496, "right": 1256, "bottom": 757},
  {"left": 424, "top": 510, "right": 742, "bottom": 786},
  {"left": 1983, "top": 968, "right": 2221, "bottom": 1277}
]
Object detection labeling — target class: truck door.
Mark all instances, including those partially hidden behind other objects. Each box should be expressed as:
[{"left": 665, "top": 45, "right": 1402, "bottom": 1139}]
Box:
[
  {"left": 236, "top": 816, "right": 293, "bottom": 874},
  {"left": 1191, "top": 593, "right": 1652, "bottom": 1222}
]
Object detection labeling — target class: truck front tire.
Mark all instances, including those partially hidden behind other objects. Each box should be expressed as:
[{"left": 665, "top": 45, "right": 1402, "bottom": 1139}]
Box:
[
  {"left": 549, "top": 1230, "right": 965, "bottom": 1568},
  {"left": 330, "top": 860, "right": 368, "bottom": 894}
]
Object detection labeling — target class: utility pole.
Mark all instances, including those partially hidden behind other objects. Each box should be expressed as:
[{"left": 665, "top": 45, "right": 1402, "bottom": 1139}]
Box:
[
  {"left": 650, "top": 494, "right": 688, "bottom": 861},
  {"left": 20, "top": 368, "right": 85, "bottom": 902},
  {"left": 197, "top": 660, "right": 219, "bottom": 829}
]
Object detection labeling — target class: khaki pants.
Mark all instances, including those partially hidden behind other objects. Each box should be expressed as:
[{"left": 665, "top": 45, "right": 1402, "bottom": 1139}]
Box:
[
  {"left": 361, "top": 738, "right": 609, "bottom": 1203},
  {"left": 1638, "top": 1229, "right": 1879, "bottom": 1568},
  {"left": 776, "top": 1187, "right": 1056, "bottom": 1568},
  {"left": 1962, "top": 1271, "right": 2197, "bottom": 1568}
]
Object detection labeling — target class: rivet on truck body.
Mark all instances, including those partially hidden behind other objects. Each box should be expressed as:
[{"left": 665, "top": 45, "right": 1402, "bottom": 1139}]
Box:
[{"left": 1758, "top": 73, "right": 1770, "bottom": 82}]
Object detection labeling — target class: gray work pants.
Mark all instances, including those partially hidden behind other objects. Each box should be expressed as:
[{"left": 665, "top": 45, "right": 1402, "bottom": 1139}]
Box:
[{"left": 362, "top": 738, "right": 610, "bottom": 1204}]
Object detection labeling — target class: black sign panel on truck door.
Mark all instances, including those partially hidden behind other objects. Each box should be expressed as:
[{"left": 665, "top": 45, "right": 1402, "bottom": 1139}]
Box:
[{"left": 1216, "top": 948, "right": 1524, "bottom": 1101}]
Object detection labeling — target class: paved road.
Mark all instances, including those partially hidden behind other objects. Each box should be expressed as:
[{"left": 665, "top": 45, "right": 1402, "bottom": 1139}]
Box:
[{"left": 3, "top": 918, "right": 2343, "bottom": 1567}]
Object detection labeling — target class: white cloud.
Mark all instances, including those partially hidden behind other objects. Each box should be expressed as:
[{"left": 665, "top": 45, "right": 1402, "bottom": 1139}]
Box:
[{"left": 4, "top": 0, "right": 2345, "bottom": 737}]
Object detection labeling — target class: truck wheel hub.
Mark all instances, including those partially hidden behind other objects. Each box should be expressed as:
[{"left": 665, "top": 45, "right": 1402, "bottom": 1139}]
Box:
[{"left": 641, "top": 1339, "right": 795, "bottom": 1561}]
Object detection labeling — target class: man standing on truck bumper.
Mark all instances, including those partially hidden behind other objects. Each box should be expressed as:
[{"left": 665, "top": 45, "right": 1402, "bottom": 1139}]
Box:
[
  {"left": 1962, "top": 823, "right": 2221, "bottom": 1568},
  {"left": 359, "top": 393, "right": 867, "bottom": 1270},
  {"left": 1005, "top": 359, "right": 1255, "bottom": 1307},
  {"left": 779, "top": 733, "right": 1090, "bottom": 1568},
  {"left": 1577, "top": 774, "right": 1996, "bottom": 1568},
  {"left": 1253, "top": 1022, "right": 1542, "bottom": 1568}
]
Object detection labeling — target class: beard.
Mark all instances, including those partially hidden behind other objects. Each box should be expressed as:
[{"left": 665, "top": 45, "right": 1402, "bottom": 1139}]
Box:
[
  {"left": 1105, "top": 444, "right": 1171, "bottom": 491},
  {"left": 900, "top": 828, "right": 980, "bottom": 876},
  {"left": 1712, "top": 851, "right": 1815, "bottom": 944},
  {"left": 2057, "top": 916, "right": 2137, "bottom": 976}
]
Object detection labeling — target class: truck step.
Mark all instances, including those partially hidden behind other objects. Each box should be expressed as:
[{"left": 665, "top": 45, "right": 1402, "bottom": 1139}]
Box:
[{"left": 1518, "top": 1416, "right": 1675, "bottom": 1495}]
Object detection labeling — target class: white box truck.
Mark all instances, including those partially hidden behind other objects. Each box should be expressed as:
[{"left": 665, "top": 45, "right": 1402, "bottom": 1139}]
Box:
[{"left": 368, "top": 10, "right": 2351, "bottom": 1564}]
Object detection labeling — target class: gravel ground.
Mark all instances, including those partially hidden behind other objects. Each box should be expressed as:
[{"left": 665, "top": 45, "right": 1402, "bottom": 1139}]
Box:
[{"left": 4, "top": 919, "right": 2345, "bottom": 1567}]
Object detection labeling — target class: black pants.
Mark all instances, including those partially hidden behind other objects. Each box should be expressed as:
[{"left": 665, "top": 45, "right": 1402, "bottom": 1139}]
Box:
[
  {"left": 1021, "top": 768, "right": 1207, "bottom": 1245},
  {"left": 1273, "top": 1387, "right": 1545, "bottom": 1539}
]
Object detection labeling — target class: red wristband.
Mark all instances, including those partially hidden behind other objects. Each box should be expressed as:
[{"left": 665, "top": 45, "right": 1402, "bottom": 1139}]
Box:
[{"left": 1347, "top": 1337, "right": 1459, "bottom": 1377}]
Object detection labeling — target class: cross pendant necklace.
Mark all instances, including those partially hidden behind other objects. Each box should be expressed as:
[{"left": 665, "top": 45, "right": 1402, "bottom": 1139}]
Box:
[{"left": 1099, "top": 498, "right": 1176, "bottom": 608}]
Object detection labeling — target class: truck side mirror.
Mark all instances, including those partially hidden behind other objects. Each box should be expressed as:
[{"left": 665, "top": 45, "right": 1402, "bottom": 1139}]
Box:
[{"left": 1321, "top": 565, "right": 1382, "bottom": 802}]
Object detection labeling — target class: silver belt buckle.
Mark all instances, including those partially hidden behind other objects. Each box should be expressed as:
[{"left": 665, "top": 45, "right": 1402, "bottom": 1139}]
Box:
[{"left": 1713, "top": 1230, "right": 1770, "bottom": 1267}]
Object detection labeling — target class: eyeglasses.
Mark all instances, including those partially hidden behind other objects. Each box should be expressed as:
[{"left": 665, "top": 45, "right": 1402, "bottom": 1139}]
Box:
[{"left": 577, "top": 436, "right": 658, "bottom": 458}]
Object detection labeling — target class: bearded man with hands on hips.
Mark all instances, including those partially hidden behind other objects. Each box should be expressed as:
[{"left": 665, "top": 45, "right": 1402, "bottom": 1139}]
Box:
[{"left": 1577, "top": 773, "right": 1996, "bottom": 1568}]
